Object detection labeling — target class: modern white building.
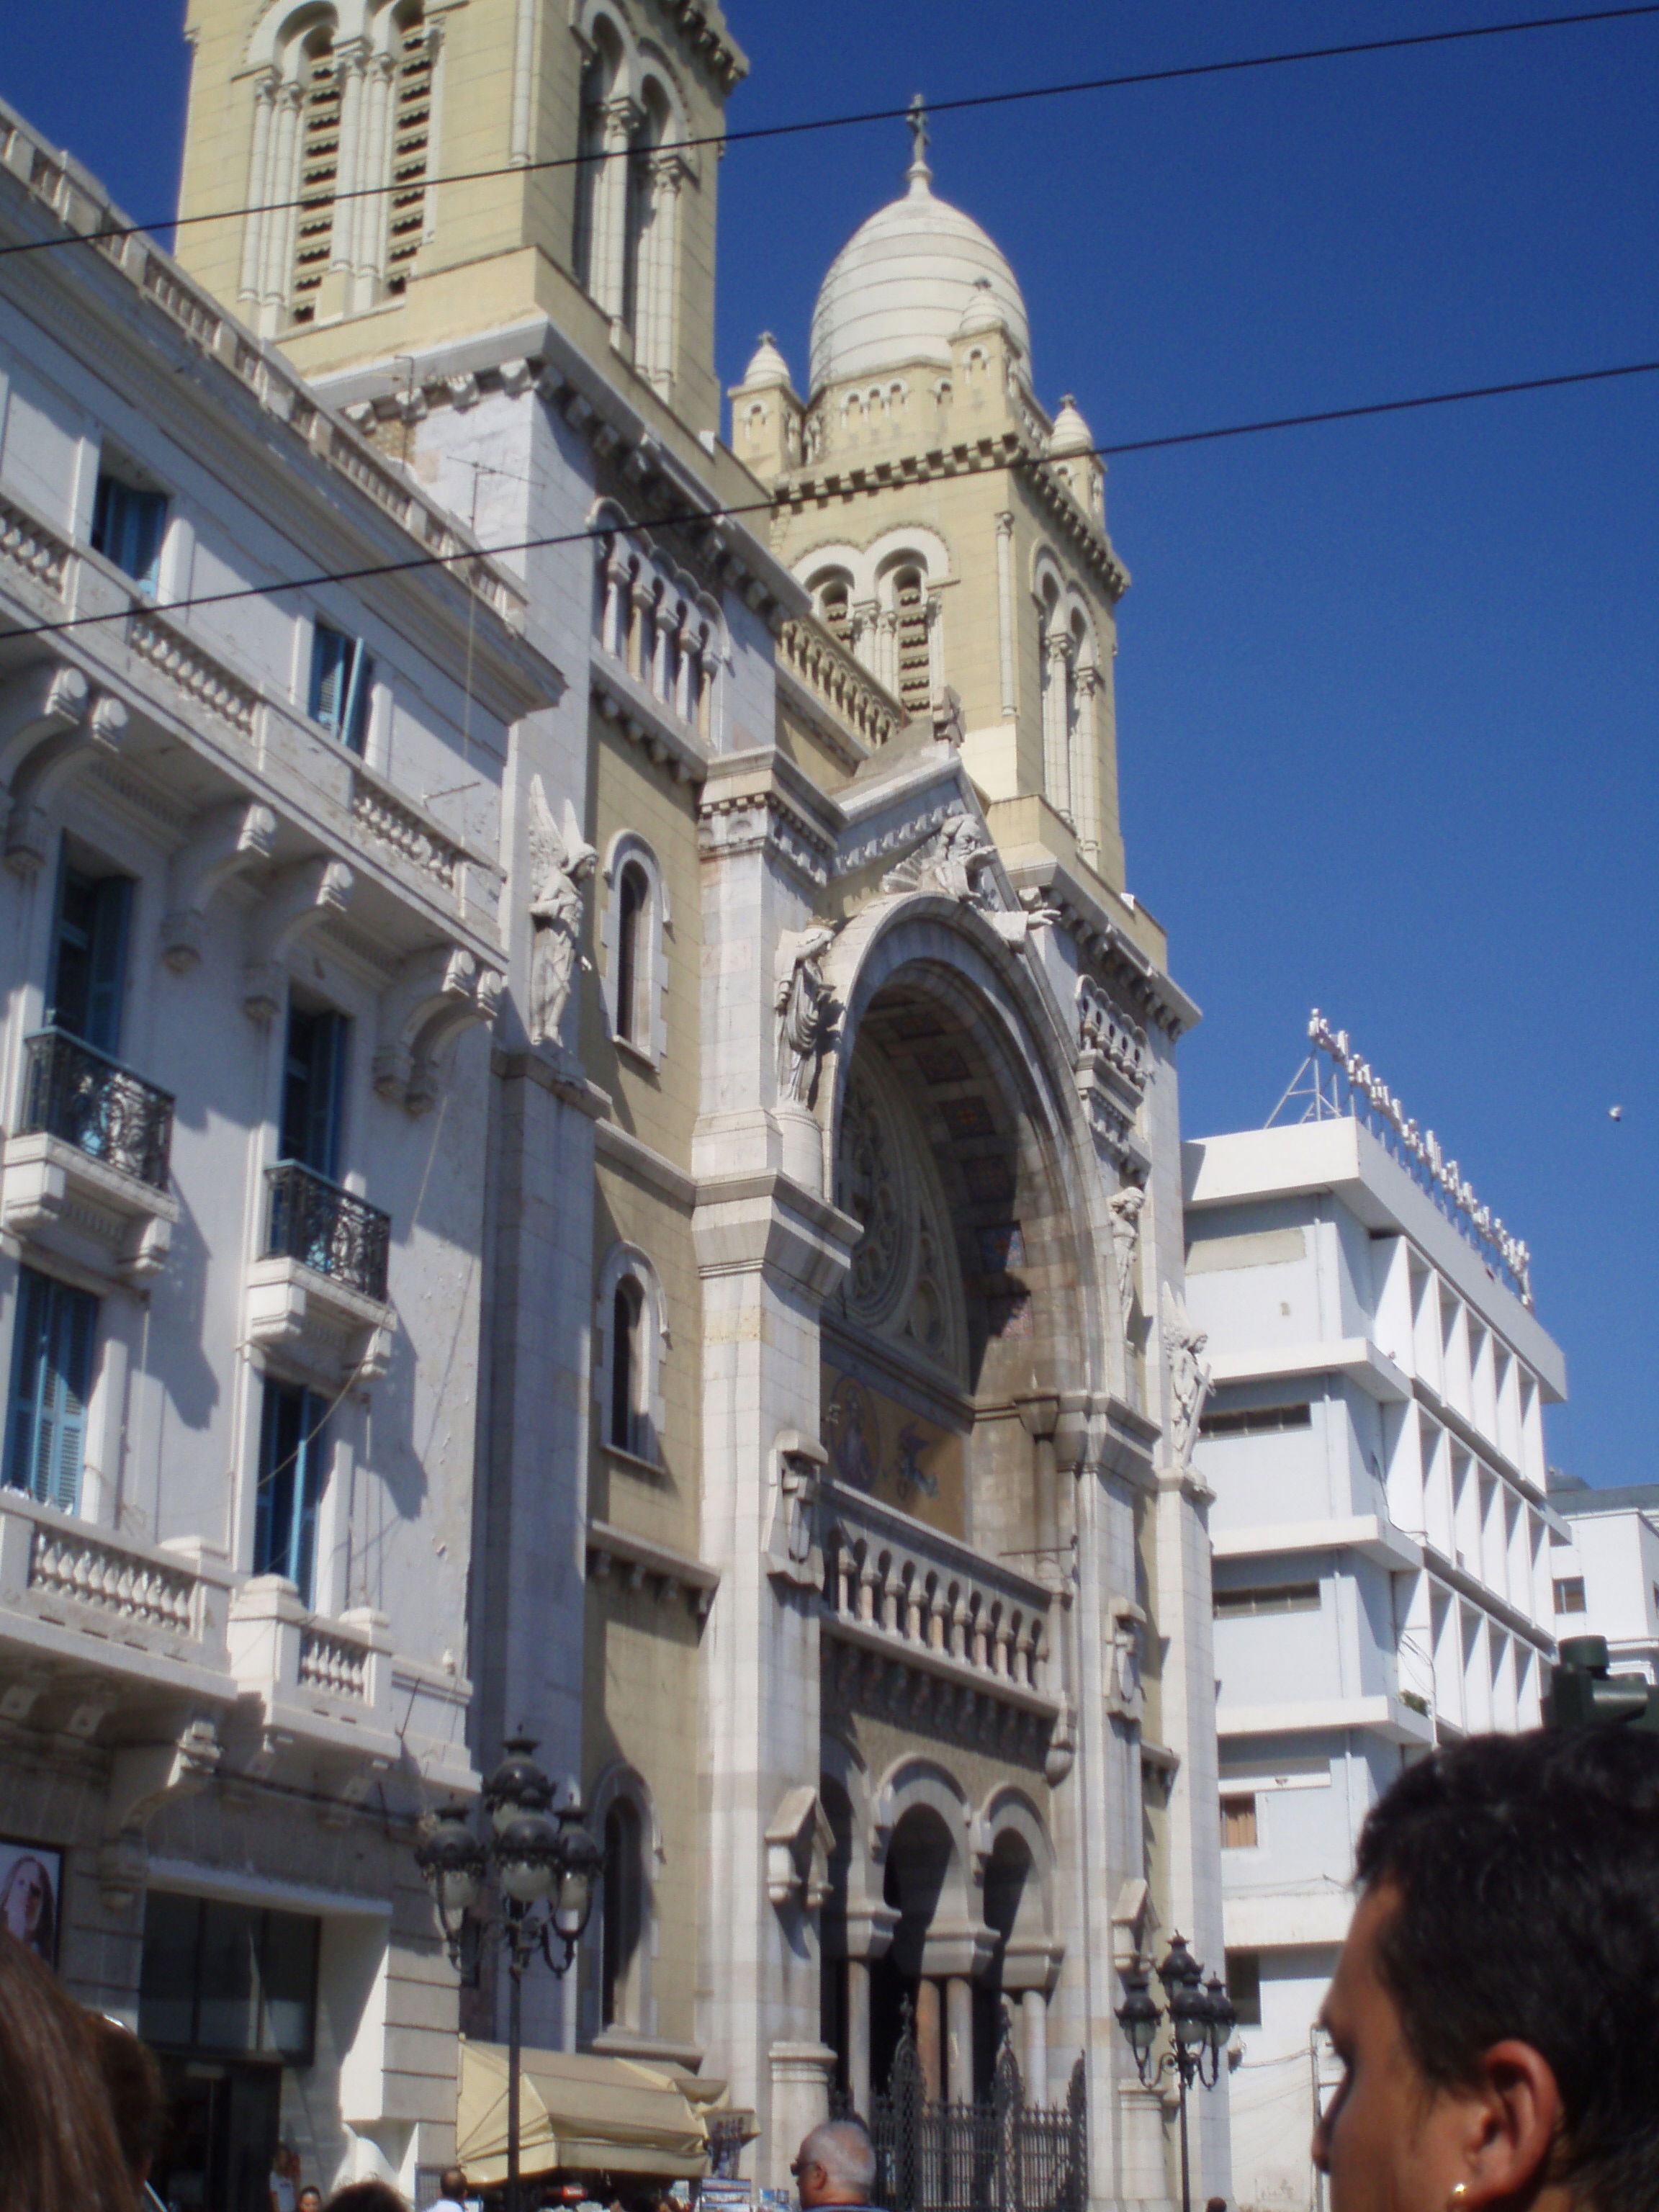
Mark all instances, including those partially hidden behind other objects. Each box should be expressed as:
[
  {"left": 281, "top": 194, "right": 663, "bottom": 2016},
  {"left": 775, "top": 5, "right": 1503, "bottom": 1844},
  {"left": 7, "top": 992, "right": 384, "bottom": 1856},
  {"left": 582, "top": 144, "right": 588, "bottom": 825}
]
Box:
[
  {"left": 0, "top": 91, "right": 559, "bottom": 2198},
  {"left": 1546, "top": 1475, "right": 1659, "bottom": 1683},
  {"left": 1181, "top": 1024, "right": 1565, "bottom": 2212}
]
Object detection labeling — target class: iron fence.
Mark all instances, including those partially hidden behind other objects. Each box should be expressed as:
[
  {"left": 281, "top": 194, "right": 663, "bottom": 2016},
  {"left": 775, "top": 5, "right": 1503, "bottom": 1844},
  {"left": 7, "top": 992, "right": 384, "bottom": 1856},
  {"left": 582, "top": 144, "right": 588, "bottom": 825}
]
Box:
[
  {"left": 19, "top": 1027, "right": 174, "bottom": 1190},
  {"left": 265, "top": 1160, "right": 391, "bottom": 1301},
  {"left": 836, "top": 2003, "right": 1086, "bottom": 2212}
]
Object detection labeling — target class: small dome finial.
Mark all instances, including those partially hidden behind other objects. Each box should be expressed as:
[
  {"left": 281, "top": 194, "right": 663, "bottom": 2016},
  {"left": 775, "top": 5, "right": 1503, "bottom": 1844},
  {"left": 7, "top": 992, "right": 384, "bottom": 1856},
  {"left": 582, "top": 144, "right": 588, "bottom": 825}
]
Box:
[{"left": 906, "top": 92, "right": 932, "bottom": 194}]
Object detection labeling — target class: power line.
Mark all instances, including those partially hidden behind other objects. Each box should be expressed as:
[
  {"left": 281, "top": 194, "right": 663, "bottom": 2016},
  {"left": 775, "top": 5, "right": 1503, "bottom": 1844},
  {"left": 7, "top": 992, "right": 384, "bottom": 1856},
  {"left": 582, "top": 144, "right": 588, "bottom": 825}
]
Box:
[
  {"left": 1, "top": 354, "right": 1654, "bottom": 647},
  {"left": 2, "top": 5, "right": 1655, "bottom": 264}
]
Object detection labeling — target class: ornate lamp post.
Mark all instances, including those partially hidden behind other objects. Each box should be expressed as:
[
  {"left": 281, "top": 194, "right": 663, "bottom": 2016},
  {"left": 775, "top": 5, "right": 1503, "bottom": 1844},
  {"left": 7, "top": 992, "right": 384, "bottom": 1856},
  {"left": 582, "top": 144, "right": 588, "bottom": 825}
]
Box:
[
  {"left": 417, "top": 1737, "right": 605, "bottom": 2212},
  {"left": 1115, "top": 1935, "right": 1237, "bottom": 2212}
]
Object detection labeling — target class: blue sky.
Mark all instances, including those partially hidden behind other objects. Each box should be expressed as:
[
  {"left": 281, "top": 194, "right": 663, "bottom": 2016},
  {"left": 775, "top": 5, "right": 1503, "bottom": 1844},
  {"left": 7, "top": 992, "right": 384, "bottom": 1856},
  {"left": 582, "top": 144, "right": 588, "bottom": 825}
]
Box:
[{"left": 5, "top": 3, "right": 1655, "bottom": 1483}]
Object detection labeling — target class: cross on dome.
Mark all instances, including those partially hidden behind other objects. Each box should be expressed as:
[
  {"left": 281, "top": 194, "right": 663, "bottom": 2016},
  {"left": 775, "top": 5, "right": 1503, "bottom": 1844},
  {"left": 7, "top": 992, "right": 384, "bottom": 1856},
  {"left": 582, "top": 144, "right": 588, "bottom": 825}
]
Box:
[{"left": 906, "top": 94, "right": 931, "bottom": 192}]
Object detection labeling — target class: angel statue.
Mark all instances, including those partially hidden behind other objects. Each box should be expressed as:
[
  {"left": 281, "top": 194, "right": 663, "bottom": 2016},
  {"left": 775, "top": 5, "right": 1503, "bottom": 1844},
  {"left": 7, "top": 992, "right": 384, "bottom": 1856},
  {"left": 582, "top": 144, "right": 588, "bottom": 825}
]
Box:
[
  {"left": 526, "top": 776, "right": 597, "bottom": 1052},
  {"left": 1160, "top": 1280, "right": 1213, "bottom": 1466},
  {"left": 1107, "top": 1184, "right": 1145, "bottom": 1335},
  {"left": 774, "top": 923, "right": 839, "bottom": 1107}
]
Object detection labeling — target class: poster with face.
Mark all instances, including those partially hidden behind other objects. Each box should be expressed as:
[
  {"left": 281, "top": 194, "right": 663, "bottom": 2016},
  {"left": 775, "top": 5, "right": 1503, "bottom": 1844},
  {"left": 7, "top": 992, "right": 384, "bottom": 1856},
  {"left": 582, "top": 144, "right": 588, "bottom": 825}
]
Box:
[{"left": 0, "top": 1839, "right": 62, "bottom": 1965}]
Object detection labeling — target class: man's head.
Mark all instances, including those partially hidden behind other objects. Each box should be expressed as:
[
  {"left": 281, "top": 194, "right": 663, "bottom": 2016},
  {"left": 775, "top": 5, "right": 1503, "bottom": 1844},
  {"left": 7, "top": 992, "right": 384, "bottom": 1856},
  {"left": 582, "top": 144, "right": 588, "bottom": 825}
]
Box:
[
  {"left": 1314, "top": 1726, "right": 1659, "bottom": 2212},
  {"left": 792, "top": 2121, "right": 876, "bottom": 2208},
  {"left": 439, "top": 2172, "right": 467, "bottom": 2205}
]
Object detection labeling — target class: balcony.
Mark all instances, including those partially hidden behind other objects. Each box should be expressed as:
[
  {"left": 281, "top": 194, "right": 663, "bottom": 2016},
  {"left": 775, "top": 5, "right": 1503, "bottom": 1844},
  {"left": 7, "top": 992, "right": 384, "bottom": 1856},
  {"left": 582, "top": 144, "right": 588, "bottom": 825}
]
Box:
[
  {"left": 819, "top": 1480, "right": 1075, "bottom": 1781},
  {"left": 0, "top": 1490, "right": 233, "bottom": 1720},
  {"left": 244, "top": 1162, "right": 395, "bottom": 1384},
  {"left": 1, "top": 1030, "right": 179, "bottom": 1281}
]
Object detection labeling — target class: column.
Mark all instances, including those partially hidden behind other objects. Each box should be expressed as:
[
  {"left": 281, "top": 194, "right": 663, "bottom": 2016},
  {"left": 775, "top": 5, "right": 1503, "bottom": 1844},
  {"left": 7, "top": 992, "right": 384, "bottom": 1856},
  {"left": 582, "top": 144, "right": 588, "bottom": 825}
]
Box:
[
  {"left": 945, "top": 1977, "right": 974, "bottom": 2105},
  {"left": 240, "top": 73, "right": 279, "bottom": 303},
  {"left": 593, "top": 97, "right": 641, "bottom": 332},
  {"left": 331, "top": 39, "right": 371, "bottom": 283},
  {"left": 261, "top": 83, "right": 305, "bottom": 323},
  {"left": 995, "top": 511, "right": 1017, "bottom": 719},
  {"left": 847, "top": 1959, "right": 871, "bottom": 2118},
  {"left": 1072, "top": 665, "right": 1101, "bottom": 864},
  {"left": 508, "top": 0, "right": 537, "bottom": 163},
  {"left": 1042, "top": 631, "right": 1073, "bottom": 821},
  {"left": 1021, "top": 1989, "right": 1048, "bottom": 2108},
  {"left": 916, "top": 1979, "right": 943, "bottom": 2103}
]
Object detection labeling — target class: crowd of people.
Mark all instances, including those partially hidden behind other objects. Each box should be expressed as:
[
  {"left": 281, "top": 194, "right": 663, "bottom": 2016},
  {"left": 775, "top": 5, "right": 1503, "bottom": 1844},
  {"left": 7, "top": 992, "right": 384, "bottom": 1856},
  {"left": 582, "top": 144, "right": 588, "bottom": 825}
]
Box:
[{"left": 1, "top": 1727, "right": 1654, "bottom": 2212}]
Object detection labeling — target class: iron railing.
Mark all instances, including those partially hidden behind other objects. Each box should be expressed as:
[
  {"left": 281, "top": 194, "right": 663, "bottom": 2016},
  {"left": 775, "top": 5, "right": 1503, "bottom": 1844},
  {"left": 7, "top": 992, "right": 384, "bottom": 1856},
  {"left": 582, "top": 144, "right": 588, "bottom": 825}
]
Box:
[
  {"left": 836, "top": 2002, "right": 1087, "bottom": 2212},
  {"left": 265, "top": 1161, "right": 390, "bottom": 1302},
  {"left": 19, "top": 1027, "right": 174, "bottom": 1190}
]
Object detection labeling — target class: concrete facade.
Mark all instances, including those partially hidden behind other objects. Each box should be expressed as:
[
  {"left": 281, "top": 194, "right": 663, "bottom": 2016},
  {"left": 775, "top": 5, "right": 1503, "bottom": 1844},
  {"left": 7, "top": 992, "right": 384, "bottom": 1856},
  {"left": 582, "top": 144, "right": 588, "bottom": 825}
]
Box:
[
  {"left": 1182, "top": 1100, "right": 1565, "bottom": 2212},
  {"left": 1546, "top": 1475, "right": 1659, "bottom": 1683}
]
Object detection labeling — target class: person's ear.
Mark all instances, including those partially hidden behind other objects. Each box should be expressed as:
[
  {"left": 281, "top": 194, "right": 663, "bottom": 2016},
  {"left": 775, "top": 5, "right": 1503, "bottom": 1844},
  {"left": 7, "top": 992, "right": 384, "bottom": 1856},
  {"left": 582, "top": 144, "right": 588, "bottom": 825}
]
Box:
[{"left": 1451, "top": 2041, "right": 1561, "bottom": 2207}]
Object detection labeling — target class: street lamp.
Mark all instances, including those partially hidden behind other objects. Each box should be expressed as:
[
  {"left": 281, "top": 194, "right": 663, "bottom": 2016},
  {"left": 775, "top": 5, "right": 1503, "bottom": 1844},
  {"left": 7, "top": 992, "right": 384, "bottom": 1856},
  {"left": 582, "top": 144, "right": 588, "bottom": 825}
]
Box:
[
  {"left": 1115, "top": 1936, "right": 1237, "bottom": 2212},
  {"left": 417, "top": 1736, "right": 605, "bottom": 2212}
]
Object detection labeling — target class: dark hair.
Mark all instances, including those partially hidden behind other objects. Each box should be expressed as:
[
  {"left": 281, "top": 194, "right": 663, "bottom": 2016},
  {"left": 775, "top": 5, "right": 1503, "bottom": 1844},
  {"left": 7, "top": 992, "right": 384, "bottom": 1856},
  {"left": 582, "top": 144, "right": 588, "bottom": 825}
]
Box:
[
  {"left": 84, "top": 2013, "right": 166, "bottom": 2179},
  {"left": 324, "top": 2185, "right": 408, "bottom": 2212},
  {"left": 439, "top": 2173, "right": 467, "bottom": 2200},
  {"left": 0, "top": 1934, "right": 136, "bottom": 2212},
  {"left": 1354, "top": 1726, "right": 1659, "bottom": 2212}
]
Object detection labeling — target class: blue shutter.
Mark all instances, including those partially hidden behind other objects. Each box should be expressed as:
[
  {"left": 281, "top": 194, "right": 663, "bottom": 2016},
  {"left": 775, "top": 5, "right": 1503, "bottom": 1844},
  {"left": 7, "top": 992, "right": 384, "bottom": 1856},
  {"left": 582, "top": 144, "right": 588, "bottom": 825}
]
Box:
[
  {"left": 4, "top": 1271, "right": 95, "bottom": 1511},
  {"left": 292, "top": 1390, "right": 323, "bottom": 1606},
  {"left": 84, "top": 874, "right": 132, "bottom": 1058},
  {"left": 42, "top": 1286, "right": 96, "bottom": 1513},
  {"left": 4, "top": 1270, "right": 50, "bottom": 1494},
  {"left": 256, "top": 1382, "right": 325, "bottom": 1605},
  {"left": 341, "top": 644, "right": 372, "bottom": 755}
]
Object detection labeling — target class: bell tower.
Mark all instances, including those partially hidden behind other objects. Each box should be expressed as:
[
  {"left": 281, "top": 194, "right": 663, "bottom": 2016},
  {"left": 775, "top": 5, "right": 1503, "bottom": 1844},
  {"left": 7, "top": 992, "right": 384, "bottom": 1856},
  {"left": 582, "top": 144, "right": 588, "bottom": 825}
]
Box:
[
  {"left": 176, "top": 0, "right": 746, "bottom": 429},
  {"left": 734, "top": 124, "right": 1130, "bottom": 893}
]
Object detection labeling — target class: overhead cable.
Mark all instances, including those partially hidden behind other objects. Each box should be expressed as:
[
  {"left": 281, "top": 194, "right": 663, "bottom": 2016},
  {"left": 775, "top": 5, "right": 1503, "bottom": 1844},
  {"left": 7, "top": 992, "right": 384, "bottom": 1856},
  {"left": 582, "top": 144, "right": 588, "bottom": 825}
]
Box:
[
  {"left": 1, "top": 5, "right": 1655, "bottom": 262},
  {"left": 1, "top": 354, "right": 1655, "bottom": 646}
]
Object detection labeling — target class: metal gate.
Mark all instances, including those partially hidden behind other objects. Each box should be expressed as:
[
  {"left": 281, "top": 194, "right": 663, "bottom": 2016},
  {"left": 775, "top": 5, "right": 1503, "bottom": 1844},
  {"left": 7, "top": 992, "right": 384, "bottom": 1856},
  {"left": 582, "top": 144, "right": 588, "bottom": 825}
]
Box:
[{"left": 835, "top": 2002, "right": 1087, "bottom": 2212}]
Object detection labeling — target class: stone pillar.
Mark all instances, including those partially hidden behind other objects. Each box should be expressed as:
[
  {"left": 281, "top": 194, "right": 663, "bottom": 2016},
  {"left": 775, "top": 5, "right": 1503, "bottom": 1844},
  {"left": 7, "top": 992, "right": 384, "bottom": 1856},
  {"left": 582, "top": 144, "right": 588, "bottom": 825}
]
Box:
[
  {"left": 1042, "top": 631, "right": 1074, "bottom": 822},
  {"left": 916, "top": 1979, "right": 943, "bottom": 2103},
  {"left": 1072, "top": 665, "right": 1101, "bottom": 866},
  {"left": 995, "top": 512, "right": 1017, "bottom": 719},
  {"left": 945, "top": 1976, "right": 974, "bottom": 2106},
  {"left": 1020, "top": 1989, "right": 1048, "bottom": 2108},
  {"left": 770, "top": 2043, "right": 837, "bottom": 2179},
  {"left": 593, "top": 97, "right": 641, "bottom": 335},
  {"left": 240, "top": 72, "right": 279, "bottom": 303},
  {"left": 847, "top": 1958, "right": 871, "bottom": 2118}
]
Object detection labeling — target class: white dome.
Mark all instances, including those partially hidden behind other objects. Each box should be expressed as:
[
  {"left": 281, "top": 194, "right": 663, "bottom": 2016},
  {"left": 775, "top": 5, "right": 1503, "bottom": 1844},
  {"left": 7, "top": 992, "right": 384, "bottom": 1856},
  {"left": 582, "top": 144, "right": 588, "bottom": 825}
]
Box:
[
  {"left": 809, "top": 157, "right": 1030, "bottom": 395},
  {"left": 739, "top": 332, "right": 793, "bottom": 390},
  {"left": 1048, "top": 395, "right": 1093, "bottom": 456}
]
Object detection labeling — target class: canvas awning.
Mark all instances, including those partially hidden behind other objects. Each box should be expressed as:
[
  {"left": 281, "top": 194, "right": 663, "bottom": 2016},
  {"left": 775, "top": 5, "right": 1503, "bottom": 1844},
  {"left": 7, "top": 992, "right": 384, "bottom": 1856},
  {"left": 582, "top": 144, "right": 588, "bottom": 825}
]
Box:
[{"left": 455, "top": 2038, "right": 726, "bottom": 2182}]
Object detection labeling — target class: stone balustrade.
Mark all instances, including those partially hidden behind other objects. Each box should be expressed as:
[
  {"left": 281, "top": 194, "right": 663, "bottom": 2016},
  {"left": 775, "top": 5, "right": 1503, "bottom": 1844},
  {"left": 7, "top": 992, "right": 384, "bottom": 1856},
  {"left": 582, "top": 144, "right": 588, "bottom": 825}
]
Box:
[
  {"left": 819, "top": 1480, "right": 1060, "bottom": 1714},
  {"left": 777, "top": 616, "right": 903, "bottom": 754},
  {"left": 298, "top": 1623, "right": 372, "bottom": 1701}
]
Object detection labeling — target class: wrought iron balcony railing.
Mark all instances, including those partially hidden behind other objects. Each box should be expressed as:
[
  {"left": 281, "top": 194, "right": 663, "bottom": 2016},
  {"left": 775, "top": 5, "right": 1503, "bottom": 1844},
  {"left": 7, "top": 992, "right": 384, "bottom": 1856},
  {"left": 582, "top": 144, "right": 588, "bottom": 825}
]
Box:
[
  {"left": 264, "top": 1161, "right": 390, "bottom": 1303},
  {"left": 19, "top": 1028, "right": 174, "bottom": 1190}
]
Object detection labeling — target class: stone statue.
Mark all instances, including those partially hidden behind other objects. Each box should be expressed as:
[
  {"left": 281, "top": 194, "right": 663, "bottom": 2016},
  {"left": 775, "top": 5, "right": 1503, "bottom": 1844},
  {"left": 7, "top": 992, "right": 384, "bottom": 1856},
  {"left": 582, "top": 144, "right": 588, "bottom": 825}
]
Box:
[
  {"left": 1108, "top": 1184, "right": 1145, "bottom": 1333},
  {"left": 1161, "top": 1282, "right": 1213, "bottom": 1465},
  {"left": 774, "top": 923, "right": 839, "bottom": 1106},
  {"left": 526, "top": 775, "right": 596, "bottom": 1051},
  {"left": 1108, "top": 1601, "right": 1144, "bottom": 1714}
]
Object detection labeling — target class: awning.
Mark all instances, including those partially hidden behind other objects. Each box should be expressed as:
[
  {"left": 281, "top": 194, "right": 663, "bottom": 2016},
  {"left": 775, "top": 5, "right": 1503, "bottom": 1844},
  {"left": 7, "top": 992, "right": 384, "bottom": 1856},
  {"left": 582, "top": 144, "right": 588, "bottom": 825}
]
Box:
[{"left": 456, "top": 2039, "right": 720, "bottom": 2182}]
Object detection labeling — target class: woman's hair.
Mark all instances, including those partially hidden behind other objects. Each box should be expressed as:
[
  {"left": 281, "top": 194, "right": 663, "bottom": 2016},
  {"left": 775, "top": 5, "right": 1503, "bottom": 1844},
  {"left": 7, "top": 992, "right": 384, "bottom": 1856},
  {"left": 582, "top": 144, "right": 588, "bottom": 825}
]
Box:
[
  {"left": 84, "top": 2013, "right": 166, "bottom": 2180},
  {"left": 1356, "top": 1725, "right": 1659, "bottom": 2212},
  {"left": 0, "top": 1934, "right": 138, "bottom": 2212}
]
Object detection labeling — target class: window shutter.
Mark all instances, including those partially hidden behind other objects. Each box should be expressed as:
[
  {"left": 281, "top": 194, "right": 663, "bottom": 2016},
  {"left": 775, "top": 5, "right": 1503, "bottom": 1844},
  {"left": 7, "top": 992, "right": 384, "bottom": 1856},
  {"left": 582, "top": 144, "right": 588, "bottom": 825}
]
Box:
[
  {"left": 85, "top": 874, "right": 132, "bottom": 1057},
  {"left": 42, "top": 1285, "right": 96, "bottom": 1514},
  {"left": 4, "top": 1269, "right": 50, "bottom": 1494},
  {"left": 340, "top": 644, "right": 372, "bottom": 755}
]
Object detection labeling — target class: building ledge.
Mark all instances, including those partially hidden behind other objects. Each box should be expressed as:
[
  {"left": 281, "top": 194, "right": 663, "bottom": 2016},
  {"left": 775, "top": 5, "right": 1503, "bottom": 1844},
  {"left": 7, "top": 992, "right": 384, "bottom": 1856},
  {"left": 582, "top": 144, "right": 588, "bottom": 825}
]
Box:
[
  {"left": 1223, "top": 1889, "right": 1354, "bottom": 1952},
  {"left": 1212, "top": 1515, "right": 1424, "bottom": 1573},
  {"left": 1217, "top": 1694, "right": 1436, "bottom": 1746},
  {"left": 244, "top": 1254, "right": 395, "bottom": 1386},
  {"left": 1207, "top": 1336, "right": 1411, "bottom": 1405}
]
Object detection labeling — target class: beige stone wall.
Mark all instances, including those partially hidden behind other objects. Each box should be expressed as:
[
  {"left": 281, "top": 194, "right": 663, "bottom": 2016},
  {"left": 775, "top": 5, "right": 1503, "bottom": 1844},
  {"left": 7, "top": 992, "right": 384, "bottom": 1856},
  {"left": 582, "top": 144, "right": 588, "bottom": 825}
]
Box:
[
  {"left": 178, "top": 0, "right": 733, "bottom": 428},
  {"left": 581, "top": 1573, "right": 704, "bottom": 2049}
]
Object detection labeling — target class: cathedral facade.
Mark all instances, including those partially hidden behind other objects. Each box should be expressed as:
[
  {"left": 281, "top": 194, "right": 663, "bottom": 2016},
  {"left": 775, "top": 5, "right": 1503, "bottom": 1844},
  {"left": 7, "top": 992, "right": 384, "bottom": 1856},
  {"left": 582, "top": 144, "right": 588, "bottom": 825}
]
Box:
[{"left": 0, "top": 2, "right": 1227, "bottom": 2205}]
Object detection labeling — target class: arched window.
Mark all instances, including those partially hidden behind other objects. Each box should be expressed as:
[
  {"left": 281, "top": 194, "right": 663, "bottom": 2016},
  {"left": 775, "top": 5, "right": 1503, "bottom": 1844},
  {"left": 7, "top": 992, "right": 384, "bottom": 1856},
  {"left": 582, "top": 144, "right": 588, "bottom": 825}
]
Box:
[
  {"left": 288, "top": 30, "right": 341, "bottom": 324},
  {"left": 610, "top": 1277, "right": 643, "bottom": 1454},
  {"left": 894, "top": 567, "right": 931, "bottom": 716},
  {"left": 572, "top": 39, "right": 613, "bottom": 296},
  {"left": 817, "top": 577, "right": 853, "bottom": 647},
  {"left": 601, "top": 1797, "right": 644, "bottom": 2028},
  {"left": 616, "top": 860, "right": 647, "bottom": 1047},
  {"left": 385, "top": 9, "right": 436, "bottom": 294},
  {"left": 628, "top": 84, "right": 679, "bottom": 392}
]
